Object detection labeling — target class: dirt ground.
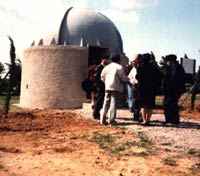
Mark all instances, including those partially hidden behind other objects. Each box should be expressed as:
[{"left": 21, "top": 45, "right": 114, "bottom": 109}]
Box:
[{"left": 0, "top": 104, "right": 200, "bottom": 176}]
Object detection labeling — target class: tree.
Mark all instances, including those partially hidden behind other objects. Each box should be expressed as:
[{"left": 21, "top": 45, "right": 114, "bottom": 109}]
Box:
[
  {"left": 0, "top": 62, "right": 5, "bottom": 79},
  {"left": 12, "top": 58, "right": 22, "bottom": 95},
  {"left": 0, "top": 62, "right": 5, "bottom": 94},
  {"left": 4, "top": 36, "right": 16, "bottom": 115}
]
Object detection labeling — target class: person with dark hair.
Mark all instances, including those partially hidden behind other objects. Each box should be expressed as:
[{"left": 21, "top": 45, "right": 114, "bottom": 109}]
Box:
[
  {"left": 92, "top": 56, "right": 110, "bottom": 119},
  {"left": 136, "top": 53, "right": 162, "bottom": 125},
  {"left": 163, "top": 54, "right": 186, "bottom": 124},
  {"left": 100, "top": 53, "right": 129, "bottom": 125},
  {"left": 81, "top": 60, "right": 97, "bottom": 107}
]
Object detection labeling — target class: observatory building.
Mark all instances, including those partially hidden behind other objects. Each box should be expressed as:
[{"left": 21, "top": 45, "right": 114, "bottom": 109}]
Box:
[{"left": 20, "top": 7, "right": 128, "bottom": 109}]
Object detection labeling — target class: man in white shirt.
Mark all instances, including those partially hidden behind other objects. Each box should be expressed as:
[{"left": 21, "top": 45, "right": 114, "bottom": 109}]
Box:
[
  {"left": 100, "top": 54, "right": 129, "bottom": 125},
  {"left": 128, "top": 54, "right": 142, "bottom": 121}
]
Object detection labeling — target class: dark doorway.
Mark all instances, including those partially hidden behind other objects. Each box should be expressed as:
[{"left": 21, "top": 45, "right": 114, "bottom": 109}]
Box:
[{"left": 88, "top": 45, "right": 110, "bottom": 66}]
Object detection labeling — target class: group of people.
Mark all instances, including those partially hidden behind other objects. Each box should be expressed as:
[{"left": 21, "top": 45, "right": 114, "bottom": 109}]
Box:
[
  {"left": 82, "top": 52, "right": 186, "bottom": 126},
  {"left": 128, "top": 53, "right": 163, "bottom": 125}
]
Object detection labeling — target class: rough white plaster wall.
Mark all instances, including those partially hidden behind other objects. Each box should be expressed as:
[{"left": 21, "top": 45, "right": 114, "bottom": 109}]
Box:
[{"left": 20, "top": 45, "right": 88, "bottom": 109}]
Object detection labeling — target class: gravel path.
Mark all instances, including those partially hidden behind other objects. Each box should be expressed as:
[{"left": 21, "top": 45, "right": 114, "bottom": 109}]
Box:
[{"left": 77, "top": 103, "right": 200, "bottom": 152}]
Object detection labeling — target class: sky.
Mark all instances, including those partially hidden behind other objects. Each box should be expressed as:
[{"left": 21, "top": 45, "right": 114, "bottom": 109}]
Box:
[{"left": 0, "top": 0, "right": 200, "bottom": 69}]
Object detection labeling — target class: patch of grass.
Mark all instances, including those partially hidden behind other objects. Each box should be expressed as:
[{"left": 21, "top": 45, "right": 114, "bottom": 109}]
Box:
[
  {"left": 161, "top": 142, "right": 172, "bottom": 146},
  {"left": 195, "top": 162, "right": 200, "bottom": 169},
  {"left": 132, "top": 151, "right": 149, "bottom": 157},
  {"left": 0, "top": 96, "right": 20, "bottom": 110},
  {"left": 0, "top": 146, "right": 21, "bottom": 153},
  {"left": 0, "top": 163, "right": 8, "bottom": 172},
  {"left": 90, "top": 133, "right": 115, "bottom": 151},
  {"left": 114, "top": 145, "right": 126, "bottom": 153},
  {"left": 164, "top": 148, "right": 171, "bottom": 152},
  {"left": 28, "top": 131, "right": 49, "bottom": 140},
  {"left": 188, "top": 162, "right": 200, "bottom": 173},
  {"left": 0, "top": 96, "right": 5, "bottom": 107},
  {"left": 76, "top": 131, "right": 156, "bottom": 157},
  {"left": 70, "top": 136, "right": 79, "bottom": 139},
  {"left": 114, "top": 126, "right": 127, "bottom": 131},
  {"left": 174, "top": 145, "right": 182, "bottom": 149},
  {"left": 114, "top": 126, "right": 127, "bottom": 134},
  {"left": 124, "top": 141, "right": 137, "bottom": 147},
  {"left": 187, "top": 149, "right": 197, "bottom": 155},
  {"left": 137, "top": 131, "right": 152, "bottom": 148},
  {"left": 163, "top": 157, "right": 178, "bottom": 166},
  {"left": 187, "top": 149, "right": 200, "bottom": 157},
  {"left": 53, "top": 146, "right": 73, "bottom": 153},
  {"left": 89, "top": 132, "right": 139, "bottom": 156},
  {"left": 0, "top": 164, "right": 5, "bottom": 170},
  {"left": 89, "top": 132, "right": 156, "bottom": 157},
  {"left": 113, "top": 141, "right": 139, "bottom": 155}
]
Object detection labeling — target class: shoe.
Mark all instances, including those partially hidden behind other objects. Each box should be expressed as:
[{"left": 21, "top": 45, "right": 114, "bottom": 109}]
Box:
[
  {"left": 138, "top": 118, "right": 143, "bottom": 123},
  {"left": 109, "top": 120, "right": 117, "bottom": 125},
  {"left": 164, "top": 120, "right": 179, "bottom": 125},
  {"left": 170, "top": 122, "right": 180, "bottom": 125},
  {"left": 132, "top": 117, "right": 139, "bottom": 121},
  {"left": 140, "top": 121, "right": 150, "bottom": 126},
  {"left": 133, "top": 110, "right": 141, "bottom": 121},
  {"left": 93, "top": 112, "right": 100, "bottom": 120},
  {"left": 133, "top": 116, "right": 143, "bottom": 122},
  {"left": 100, "top": 121, "right": 108, "bottom": 125},
  {"left": 129, "top": 108, "right": 134, "bottom": 113},
  {"left": 161, "top": 121, "right": 168, "bottom": 125}
]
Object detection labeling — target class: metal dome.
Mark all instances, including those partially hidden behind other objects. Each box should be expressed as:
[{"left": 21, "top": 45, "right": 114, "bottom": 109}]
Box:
[{"left": 58, "top": 7, "right": 123, "bottom": 53}]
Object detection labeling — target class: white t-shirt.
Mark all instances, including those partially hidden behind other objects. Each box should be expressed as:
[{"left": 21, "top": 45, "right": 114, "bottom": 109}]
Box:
[{"left": 128, "top": 67, "right": 138, "bottom": 85}]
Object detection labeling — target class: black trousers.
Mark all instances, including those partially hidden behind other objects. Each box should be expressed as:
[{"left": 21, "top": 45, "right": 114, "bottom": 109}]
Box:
[
  {"left": 93, "top": 85, "right": 105, "bottom": 119},
  {"left": 163, "top": 94, "right": 181, "bottom": 124},
  {"left": 133, "top": 87, "right": 140, "bottom": 120}
]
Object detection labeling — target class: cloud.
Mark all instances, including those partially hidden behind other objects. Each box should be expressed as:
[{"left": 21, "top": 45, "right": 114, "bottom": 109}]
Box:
[
  {"left": 109, "top": 0, "right": 158, "bottom": 10},
  {"left": 102, "top": 9, "right": 139, "bottom": 24},
  {"left": 71, "top": 0, "right": 88, "bottom": 8},
  {"left": 0, "top": 0, "right": 67, "bottom": 31},
  {"left": 67, "top": 0, "right": 109, "bottom": 10},
  {"left": 68, "top": 0, "right": 140, "bottom": 24},
  {"left": 68, "top": 0, "right": 158, "bottom": 24},
  {"left": 68, "top": 0, "right": 158, "bottom": 10},
  {"left": 0, "top": 0, "right": 158, "bottom": 63},
  {"left": 0, "top": 0, "right": 68, "bottom": 62}
]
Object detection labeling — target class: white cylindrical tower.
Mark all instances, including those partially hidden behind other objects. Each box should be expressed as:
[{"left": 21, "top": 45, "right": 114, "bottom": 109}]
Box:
[{"left": 20, "top": 45, "right": 88, "bottom": 109}]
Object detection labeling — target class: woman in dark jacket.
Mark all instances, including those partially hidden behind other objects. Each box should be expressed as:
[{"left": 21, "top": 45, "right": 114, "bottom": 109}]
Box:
[{"left": 136, "top": 53, "right": 162, "bottom": 125}]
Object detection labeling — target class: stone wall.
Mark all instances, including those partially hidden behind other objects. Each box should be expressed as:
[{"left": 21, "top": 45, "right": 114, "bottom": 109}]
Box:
[{"left": 20, "top": 45, "right": 88, "bottom": 109}]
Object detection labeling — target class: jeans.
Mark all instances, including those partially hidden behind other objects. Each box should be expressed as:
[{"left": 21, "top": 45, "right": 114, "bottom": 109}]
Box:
[{"left": 127, "top": 83, "right": 133, "bottom": 110}]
